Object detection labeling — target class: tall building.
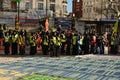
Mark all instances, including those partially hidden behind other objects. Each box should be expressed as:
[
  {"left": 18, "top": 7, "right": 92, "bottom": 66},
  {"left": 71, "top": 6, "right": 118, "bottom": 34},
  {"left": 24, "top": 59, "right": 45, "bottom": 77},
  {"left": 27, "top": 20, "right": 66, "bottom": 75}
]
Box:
[
  {"left": 82, "top": 0, "right": 120, "bottom": 20},
  {"left": 72, "top": 0, "right": 82, "bottom": 18},
  {"left": 0, "top": 0, "right": 68, "bottom": 18},
  {"left": 72, "top": 0, "right": 120, "bottom": 20}
]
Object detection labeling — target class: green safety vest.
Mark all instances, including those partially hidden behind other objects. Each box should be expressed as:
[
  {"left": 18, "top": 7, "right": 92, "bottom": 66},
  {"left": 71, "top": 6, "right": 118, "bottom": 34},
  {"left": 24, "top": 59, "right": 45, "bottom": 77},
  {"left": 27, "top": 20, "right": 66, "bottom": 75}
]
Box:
[
  {"left": 30, "top": 38, "right": 36, "bottom": 46},
  {"left": 43, "top": 36, "right": 48, "bottom": 45},
  {"left": 53, "top": 36, "right": 56, "bottom": 44},
  {"left": 111, "top": 36, "right": 115, "bottom": 45},
  {"left": 61, "top": 34, "right": 66, "bottom": 42},
  {"left": 30, "top": 36, "right": 33, "bottom": 43},
  {"left": 72, "top": 36, "right": 77, "bottom": 45},
  {"left": 18, "top": 36, "right": 25, "bottom": 45},
  {"left": 12, "top": 35, "right": 17, "bottom": 43},
  {"left": 56, "top": 37, "right": 61, "bottom": 46},
  {"left": 80, "top": 36, "right": 84, "bottom": 45},
  {"left": 4, "top": 36, "right": 10, "bottom": 42},
  {"left": 61, "top": 39, "right": 66, "bottom": 43},
  {"left": 15, "top": 34, "right": 18, "bottom": 38},
  {"left": 50, "top": 40, "right": 53, "bottom": 45},
  {"left": 32, "top": 41, "right": 36, "bottom": 46}
]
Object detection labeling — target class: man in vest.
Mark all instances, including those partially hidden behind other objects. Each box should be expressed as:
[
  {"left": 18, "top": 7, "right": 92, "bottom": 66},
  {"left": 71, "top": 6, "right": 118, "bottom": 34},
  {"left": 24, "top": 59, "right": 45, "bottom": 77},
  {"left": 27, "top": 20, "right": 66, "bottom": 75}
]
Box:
[
  {"left": 30, "top": 35, "right": 37, "bottom": 55},
  {"left": 3, "top": 31, "right": 10, "bottom": 55},
  {"left": 66, "top": 30, "right": 72, "bottom": 55},
  {"left": 18, "top": 34, "right": 26, "bottom": 55},
  {"left": 60, "top": 31, "right": 66, "bottom": 55},
  {"left": 11, "top": 30, "right": 18, "bottom": 55},
  {"left": 55, "top": 33, "right": 61, "bottom": 57},
  {"left": 72, "top": 31, "right": 78, "bottom": 55},
  {"left": 52, "top": 32, "right": 57, "bottom": 57},
  {"left": 83, "top": 33, "right": 90, "bottom": 54},
  {"left": 49, "top": 34, "right": 54, "bottom": 57},
  {"left": 78, "top": 34, "right": 84, "bottom": 55},
  {"left": 42, "top": 32, "right": 49, "bottom": 55},
  {"left": 111, "top": 33, "right": 119, "bottom": 55}
]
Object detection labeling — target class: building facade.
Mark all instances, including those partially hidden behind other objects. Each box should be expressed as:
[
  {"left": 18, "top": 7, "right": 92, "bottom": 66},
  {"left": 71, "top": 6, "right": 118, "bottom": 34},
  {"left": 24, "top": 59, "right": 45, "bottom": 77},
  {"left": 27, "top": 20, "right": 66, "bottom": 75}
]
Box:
[
  {"left": 72, "top": 0, "right": 120, "bottom": 20},
  {"left": 0, "top": 0, "right": 68, "bottom": 18},
  {"left": 82, "top": 0, "right": 120, "bottom": 20}
]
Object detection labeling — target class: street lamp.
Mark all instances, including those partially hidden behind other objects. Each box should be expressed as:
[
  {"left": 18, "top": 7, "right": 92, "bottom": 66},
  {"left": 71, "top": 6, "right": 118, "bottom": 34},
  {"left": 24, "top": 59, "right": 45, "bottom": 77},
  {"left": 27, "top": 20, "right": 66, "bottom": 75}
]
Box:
[
  {"left": 46, "top": 0, "right": 48, "bottom": 17},
  {"left": 15, "top": 0, "right": 21, "bottom": 30},
  {"left": 71, "top": 13, "right": 75, "bottom": 30}
]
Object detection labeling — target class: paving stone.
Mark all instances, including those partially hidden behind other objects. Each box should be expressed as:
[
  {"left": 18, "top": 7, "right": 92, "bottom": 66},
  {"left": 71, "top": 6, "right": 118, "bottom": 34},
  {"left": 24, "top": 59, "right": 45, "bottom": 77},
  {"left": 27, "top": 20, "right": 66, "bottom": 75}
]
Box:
[{"left": 0, "top": 54, "right": 120, "bottom": 80}]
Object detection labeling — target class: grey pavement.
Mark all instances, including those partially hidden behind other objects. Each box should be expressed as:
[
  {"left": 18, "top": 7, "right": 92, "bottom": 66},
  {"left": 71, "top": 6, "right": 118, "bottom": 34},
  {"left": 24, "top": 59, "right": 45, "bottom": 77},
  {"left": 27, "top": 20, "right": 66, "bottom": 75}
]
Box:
[{"left": 0, "top": 54, "right": 120, "bottom": 80}]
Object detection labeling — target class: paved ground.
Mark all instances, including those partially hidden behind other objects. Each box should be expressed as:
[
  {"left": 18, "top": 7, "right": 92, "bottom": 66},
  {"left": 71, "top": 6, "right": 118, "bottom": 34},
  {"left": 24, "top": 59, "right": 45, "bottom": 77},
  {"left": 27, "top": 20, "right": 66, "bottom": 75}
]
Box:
[{"left": 0, "top": 54, "right": 120, "bottom": 80}]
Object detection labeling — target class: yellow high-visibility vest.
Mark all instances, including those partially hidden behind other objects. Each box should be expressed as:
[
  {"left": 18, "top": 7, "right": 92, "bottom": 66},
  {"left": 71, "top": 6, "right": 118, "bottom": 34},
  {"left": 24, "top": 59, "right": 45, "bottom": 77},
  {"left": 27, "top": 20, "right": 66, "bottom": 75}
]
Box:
[
  {"left": 53, "top": 36, "right": 56, "bottom": 44},
  {"left": 12, "top": 35, "right": 17, "bottom": 43},
  {"left": 80, "top": 36, "right": 84, "bottom": 45},
  {"left": 43, "top": 36, "right": 48, "bottom": 45},
  {"left": 4, "top": 36, "right": 10, "bottom": 42},
  {"left": 111, "top": 36, "right": 115, "bottom": 45},
  {"left": 72, "top": 36, "right": 77, "bottom": 45},
  {"left": 56, "top": 37, "right": 61, "bottom": 46}
]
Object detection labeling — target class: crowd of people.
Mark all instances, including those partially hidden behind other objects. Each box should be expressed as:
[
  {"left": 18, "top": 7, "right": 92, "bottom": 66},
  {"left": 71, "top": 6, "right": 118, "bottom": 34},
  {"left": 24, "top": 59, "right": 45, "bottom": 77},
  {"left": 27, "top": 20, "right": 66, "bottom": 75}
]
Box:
[{"left": 0, "top": 25, "right": 120, "bottom": 57}]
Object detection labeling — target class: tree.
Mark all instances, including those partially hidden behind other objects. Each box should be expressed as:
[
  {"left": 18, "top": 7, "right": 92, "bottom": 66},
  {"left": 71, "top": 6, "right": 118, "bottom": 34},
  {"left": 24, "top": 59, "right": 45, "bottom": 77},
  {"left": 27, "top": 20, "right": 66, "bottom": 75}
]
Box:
[
  {"left": 106, "top": 0, "right": 120, "bottom": 19},
  {"left": 0, "top": 0, "right": 3, "bottom": 11},
  {"left": 95, "top": 0, "right": 120, "bottom": 19},
  {"left": 14, "top": 0, "right": 21, "bottom": 3}
]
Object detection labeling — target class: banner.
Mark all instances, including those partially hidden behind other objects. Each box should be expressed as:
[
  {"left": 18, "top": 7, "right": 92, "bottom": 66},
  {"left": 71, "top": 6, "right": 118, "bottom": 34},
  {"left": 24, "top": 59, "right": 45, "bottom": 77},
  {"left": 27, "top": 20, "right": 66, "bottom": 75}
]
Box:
[
  {"left": 45, "top": 18, "right": 49, "bottom": 32},
  {"left": 113, "top": 20, "right": 118, "bottom": 34}
]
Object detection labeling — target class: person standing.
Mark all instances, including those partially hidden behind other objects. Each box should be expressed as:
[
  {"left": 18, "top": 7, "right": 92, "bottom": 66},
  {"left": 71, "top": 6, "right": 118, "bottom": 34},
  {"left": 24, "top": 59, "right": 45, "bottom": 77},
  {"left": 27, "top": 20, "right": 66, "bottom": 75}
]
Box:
[
  {"left": 83, "top": 33, "right": 90, "bottom": 54},
  {"left": 60, "top": 31, "right": 66, "bottom": 55},
  {"left": 111, "top": 33, "right": 119, "bottom": 55},
  {"left": 78, "top": 34, "right": 84, "bottom": 55},
  {"left": 3, "top": 32, "right": 10, "bottom": 55},
  {"left": 18, "top": 34, "right": 26, "bottom": 55},
  {"left": 49, "top": 35, "right": 54, "bottom": 57},
  {"left": 42, "top": 33, "right": 49, "bottom": 55},
  {"left": 11, "top": 30, "right": 18, "bottom": 55},
  {"left": 55, "top": 33, "right": 61, "bottom": 57},
  {"left": 66, "top": 31, "right": 72, "bottom": 55},
  {"left": 30, "top": 36, "right": 37, "bottom": 55},
  {"left": 72, "top": 31, "right": 78, "bottom": 55},
  {"left": 52, "top": 32, "right": 57, "bottom": 57},
  {"left": 114, "top": 33, "right": 119, "bottom": 55}
]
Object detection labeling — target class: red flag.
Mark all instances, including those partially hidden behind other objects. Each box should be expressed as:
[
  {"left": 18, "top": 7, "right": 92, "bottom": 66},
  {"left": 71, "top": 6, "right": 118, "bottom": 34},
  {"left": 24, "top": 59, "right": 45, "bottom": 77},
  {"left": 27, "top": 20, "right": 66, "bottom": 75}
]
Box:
[{"left": 45, "top": 19, "right": 49, "bottom": 32}]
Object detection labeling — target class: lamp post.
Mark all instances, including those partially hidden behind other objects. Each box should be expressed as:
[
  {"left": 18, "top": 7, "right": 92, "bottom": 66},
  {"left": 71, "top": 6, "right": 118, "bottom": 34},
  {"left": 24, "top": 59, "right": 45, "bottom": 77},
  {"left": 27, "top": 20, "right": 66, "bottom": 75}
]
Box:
[
  {"left": 15, "top": 0, "right": 21, "bottom": 30},
  {"left": 17, "top": 2, "right": 20, "bottom": 22},
  {"left": 99, "top": 0, "right": 103, "bottom": 33},
  {"left": 72, "top": 13, "right": 75, "bottom": 30},
  {"left": 46, "top": 0, "right": 48, "bottom": 17}
]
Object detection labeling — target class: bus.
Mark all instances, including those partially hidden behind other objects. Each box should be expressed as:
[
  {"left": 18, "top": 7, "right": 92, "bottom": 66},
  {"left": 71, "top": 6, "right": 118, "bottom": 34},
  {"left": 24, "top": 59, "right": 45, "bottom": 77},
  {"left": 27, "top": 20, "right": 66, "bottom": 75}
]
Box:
[{"left": 54, "top": 17, "right": 72, "bottom": 30}]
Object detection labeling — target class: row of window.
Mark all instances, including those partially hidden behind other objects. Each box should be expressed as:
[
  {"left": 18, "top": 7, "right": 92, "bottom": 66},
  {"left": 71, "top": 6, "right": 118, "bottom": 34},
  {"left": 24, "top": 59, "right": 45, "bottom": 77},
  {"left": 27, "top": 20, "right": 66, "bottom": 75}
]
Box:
[
  {"left": 25, "top": 2, "right": 55, "bottom": 11},
  {"left": 38, "top": 0, "right": 55, "bottom": 2},
  {"left": 83, "top": 0, "right": 120, "bottom": 6},
  {"left": 83, "top": 0, "right": 120, "bottom": 14}
]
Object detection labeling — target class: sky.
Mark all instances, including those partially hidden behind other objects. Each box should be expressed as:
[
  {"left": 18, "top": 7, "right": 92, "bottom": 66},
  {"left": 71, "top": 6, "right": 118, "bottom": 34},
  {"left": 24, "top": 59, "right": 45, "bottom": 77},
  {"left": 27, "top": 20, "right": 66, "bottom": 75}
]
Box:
[{"left": 67, "top": 0, "right": 72, "bottom": 13}]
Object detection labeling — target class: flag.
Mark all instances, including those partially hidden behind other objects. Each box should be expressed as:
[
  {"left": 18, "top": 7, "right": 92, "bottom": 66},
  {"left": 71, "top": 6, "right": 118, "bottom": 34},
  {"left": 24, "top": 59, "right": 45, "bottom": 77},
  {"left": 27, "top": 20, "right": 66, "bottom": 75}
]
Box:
[
  {"left": 45, "top": 18, "right": 49, "bottom": 32},
  {"left": 113, "top": 20, "right": 118, "bottom": 34}
]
